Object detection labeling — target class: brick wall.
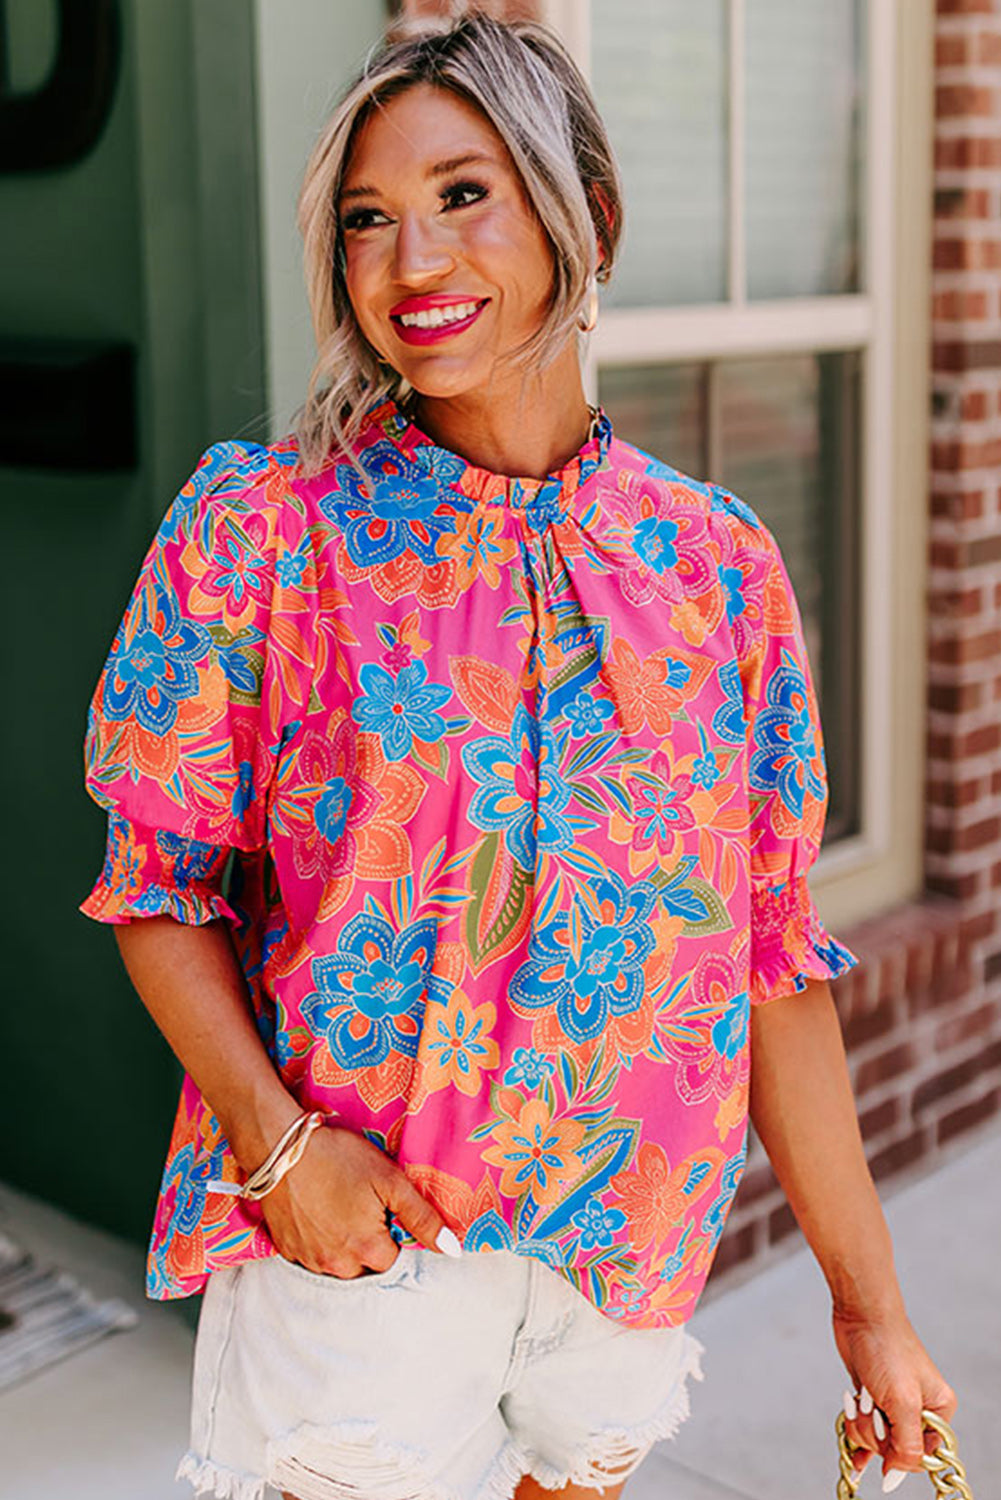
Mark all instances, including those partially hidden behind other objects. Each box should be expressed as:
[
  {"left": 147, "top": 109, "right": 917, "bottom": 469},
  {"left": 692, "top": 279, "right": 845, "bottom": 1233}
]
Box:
[{"left": 396, "top": 0, "right": 1001, "bottom": 1286}]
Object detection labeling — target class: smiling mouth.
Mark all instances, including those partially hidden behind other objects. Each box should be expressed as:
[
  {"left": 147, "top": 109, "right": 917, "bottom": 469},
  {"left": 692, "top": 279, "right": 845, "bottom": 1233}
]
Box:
[{"left": 390, "top": 299, "right": 489, "bottom": 345}]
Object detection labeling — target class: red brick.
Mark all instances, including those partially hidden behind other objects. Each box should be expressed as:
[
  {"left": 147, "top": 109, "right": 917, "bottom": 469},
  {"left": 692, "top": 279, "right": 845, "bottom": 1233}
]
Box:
[
  {"left": 926, "top": 776, "right": 985, "bottom": 809},
  {"left": 935, "top": 1000, "right": 999, "bottom": 1049},
  {"left": 905, "top": 937, "right": 936, "bottom": 995},
  {"left": 768, "top": 1202, "right": 799, "bottom": 1246},
  {"left": 960, "top": 909, "right": 999, "bottom": 945},
  {"left": 936, "top": 84, "right": 998, "bottom": 118},
  {"left": 992, "top": 859, "right": 1001, "bottom": 889},
  {"left": 934, "top": 191, "right": 993, "bottom": 225},
  {"left": 987, "top": 948, "right": 1001, "bottom": 981},
  {"left": 927, "top": 681, "right": 984, "bottom": 713},
  {"left": 924, "top": 869, "right": 983, "bottom": 903},
  {"left": 930, "top": 487, "right": 986, "bottom": 520},
  {"left": 842, "top": 995, "right": 898, "bottom": 1051},
  {"left": 979, "top": 30, "right": 1001, "bottom": 65},
  {"left": 937, "top": 1086, "right": 1001, "bottom": 1144},
  {"left": 935, "top": 136, "right": 1001, "bottom": 170},
  {"left": 932, "top": 288, "right": 991, "bottom": 321},
  {"left": 937, "top": 0, "right": 995, "bottom": 12},
  {"left": 855, "top": 1043, "right": 917, "bottom": 1097},
  {"left": 937, "top": 33, "right": 969, "bottom": 66},
  {"left": 868, "top": 1130, "right": 929, "bottom": 1183},
  {"left": 927, "top": 815, "right": 1001, "bottom": 855},
  {"left": 927, "top": 631, "right": 1001, "bottom": 668},
  {"left": 927, "top": 586, "right": 984, "bottom": 620},
  {"left": 858, "top": 1097, "right": 900, "bottom": 1140},
  {"left": 961, "top": 390, "right": 990, "bottom": 420},
  {"left": 912, "top": 1039, "right": 1001, "bottom": 1114}
]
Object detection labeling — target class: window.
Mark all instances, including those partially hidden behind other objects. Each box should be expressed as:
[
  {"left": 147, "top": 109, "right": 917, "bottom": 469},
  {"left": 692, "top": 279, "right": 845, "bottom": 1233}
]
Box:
[{"left": 543, "top": 0, "right": 920, "bottom": 905}]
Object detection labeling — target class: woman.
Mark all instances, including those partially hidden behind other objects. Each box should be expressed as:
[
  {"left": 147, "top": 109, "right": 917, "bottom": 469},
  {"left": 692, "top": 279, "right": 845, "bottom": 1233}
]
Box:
[{"left": 82, "top": 12, "right": 954, "bottom": 1500}]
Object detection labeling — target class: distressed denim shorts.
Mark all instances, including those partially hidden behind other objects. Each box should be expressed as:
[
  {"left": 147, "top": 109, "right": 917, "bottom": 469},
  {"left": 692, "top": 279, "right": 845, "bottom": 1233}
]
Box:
[{"left": 177, "top": 1246, "right": 705, "bottom": 1500}]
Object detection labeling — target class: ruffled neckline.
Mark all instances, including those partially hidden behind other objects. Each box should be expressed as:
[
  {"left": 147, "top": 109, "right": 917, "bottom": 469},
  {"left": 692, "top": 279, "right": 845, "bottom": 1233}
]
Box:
[{"left": 361, "top": 395, "right": 613, "bottom": 512}]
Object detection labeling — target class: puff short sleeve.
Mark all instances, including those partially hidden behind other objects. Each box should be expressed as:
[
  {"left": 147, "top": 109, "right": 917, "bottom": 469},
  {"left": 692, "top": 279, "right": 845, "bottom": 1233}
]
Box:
[
  {"left": 81, "top": 441, "right": 316, "bottom": 926},
  {"left": 724, "top": 505, "right": 857, "bottom": 1003}
]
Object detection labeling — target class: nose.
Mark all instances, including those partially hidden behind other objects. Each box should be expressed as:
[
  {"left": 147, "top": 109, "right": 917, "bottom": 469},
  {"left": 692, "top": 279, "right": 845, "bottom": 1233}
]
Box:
[{"left": 392, "top": 211, "right": 455, "bottom": 286}]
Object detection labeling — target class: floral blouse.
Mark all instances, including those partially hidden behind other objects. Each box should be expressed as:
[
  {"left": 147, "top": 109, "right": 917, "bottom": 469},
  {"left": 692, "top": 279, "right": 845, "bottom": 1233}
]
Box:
[{"left": 81, "top": 396, "right": 855, "bottom": 1329}]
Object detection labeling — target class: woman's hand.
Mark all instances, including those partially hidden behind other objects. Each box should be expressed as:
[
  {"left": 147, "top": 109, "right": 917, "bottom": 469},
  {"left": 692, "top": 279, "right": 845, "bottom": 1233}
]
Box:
[
  {"left": 259, "top": 1123, "right": 452, "bottom": 1278},
  {"left": 833, "top": 1304, "right": 957, "bottom": 1490}
]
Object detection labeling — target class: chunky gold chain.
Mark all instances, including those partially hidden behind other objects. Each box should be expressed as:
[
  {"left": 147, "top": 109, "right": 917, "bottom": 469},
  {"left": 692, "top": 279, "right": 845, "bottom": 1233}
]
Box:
[{"left": 836, "top": 1410, "right": 974, "bottom": 1499}]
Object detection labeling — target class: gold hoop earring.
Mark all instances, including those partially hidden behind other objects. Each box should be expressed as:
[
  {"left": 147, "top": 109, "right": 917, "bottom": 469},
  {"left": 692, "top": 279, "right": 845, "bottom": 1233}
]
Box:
[{"left": 577, "top": 279, "right": 599, "bottom": 334}]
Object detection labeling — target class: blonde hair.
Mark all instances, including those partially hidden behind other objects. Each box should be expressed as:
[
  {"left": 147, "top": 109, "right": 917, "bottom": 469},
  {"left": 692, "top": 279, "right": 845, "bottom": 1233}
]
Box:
[{"left": 295, "top": 8, "right": 623, "bottom": 474}]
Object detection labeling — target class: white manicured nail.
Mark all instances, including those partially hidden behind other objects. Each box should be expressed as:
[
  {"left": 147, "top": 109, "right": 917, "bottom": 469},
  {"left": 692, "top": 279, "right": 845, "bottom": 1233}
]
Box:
[
  {"left": 860, "top": 1386, "right": 875, "bottom": 1415},
  {"left": 873, "top": 1408, "right": 887, "bottom": 1442},
  {"left": 882, "top": 1470, "right": 907, "bottom": 1494},
  {"left": 843, "top": 1389, "right": 859, "bottom": 1420},
  {"left": 435, "top": 1226, "right": 462, "bottom": 1257},
  {"left": 849, "top": 1469, "right": 862, "bottom": 1488}
]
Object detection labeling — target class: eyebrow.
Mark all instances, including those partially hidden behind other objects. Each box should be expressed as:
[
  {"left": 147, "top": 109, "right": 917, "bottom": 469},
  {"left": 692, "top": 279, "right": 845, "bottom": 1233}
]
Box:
[{"left": 339, "top": 152, "right": 496, "bottom": 204}]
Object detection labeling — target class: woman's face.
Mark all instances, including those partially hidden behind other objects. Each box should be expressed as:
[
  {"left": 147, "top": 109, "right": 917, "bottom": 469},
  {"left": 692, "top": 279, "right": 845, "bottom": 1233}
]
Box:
[{"left": 338, "top": 83, "right": 558, "bottom": 402}]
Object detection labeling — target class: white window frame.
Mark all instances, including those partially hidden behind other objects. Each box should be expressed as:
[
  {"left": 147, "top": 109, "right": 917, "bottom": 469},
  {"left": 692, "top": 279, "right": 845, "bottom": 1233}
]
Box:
[{"left": 542, "top": 0, "right": 922, "bottom": 926}]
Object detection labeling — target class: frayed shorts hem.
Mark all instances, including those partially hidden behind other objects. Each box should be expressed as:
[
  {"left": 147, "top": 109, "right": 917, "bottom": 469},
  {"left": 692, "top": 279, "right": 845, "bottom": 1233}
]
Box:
[{"left": 177, "top": 1335, "right": 704, "bottom": 1500}]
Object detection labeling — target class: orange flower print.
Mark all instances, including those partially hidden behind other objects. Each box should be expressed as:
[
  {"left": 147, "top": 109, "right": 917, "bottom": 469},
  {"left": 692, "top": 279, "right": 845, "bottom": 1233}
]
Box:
[
  {"left": 483, "top": 1098, "right": 585, "bottom": 1205},
  {"left": 420, "top": 988, "right": 500, "bottom": 1097},
  {"left": 600, "top": 638, "right": 677, "bottom": 737},
  {"left": 437, "top": 507, "right": 518, "bottom": 591},
  {"left": 609, "top": 1142, "right": 722, "bottom": 1252}
]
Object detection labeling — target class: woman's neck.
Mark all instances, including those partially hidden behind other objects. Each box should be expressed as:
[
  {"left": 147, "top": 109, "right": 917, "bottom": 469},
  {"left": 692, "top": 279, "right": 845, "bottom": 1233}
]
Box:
[{"left": 411, "top": 347, "right": 592, "bottom": 481}]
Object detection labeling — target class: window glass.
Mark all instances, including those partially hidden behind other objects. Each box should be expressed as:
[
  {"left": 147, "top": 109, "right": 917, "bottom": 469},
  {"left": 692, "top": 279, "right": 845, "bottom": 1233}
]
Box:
[
  {"left": 745, "top": 0, "right": 865, "bottom": 298},
  {"left": 597, "top": 363, "right": 705, "bottom": 477},
  {"left": 591, "top": 0, "right": 728, "bottom": 307}
]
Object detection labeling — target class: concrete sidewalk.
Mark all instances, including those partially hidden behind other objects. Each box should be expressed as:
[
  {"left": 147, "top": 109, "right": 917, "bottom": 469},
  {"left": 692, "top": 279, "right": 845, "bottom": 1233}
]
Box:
[{"left": 1, "top": 1126, "right": 997, "bottom": 1500}]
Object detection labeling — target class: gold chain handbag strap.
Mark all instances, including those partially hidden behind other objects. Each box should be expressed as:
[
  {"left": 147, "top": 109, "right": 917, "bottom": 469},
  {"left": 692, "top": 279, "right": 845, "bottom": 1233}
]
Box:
[{"left": 836, "top": 1410, "right": 974, "bottom": 1499}]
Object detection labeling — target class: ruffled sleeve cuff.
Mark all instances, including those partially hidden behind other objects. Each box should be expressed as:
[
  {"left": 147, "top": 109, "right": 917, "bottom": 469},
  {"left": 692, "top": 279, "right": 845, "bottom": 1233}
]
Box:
[
  {"left": 80, "top": 814, "right": 239, "bottom": 927},
  {"left": 749, "top": 871, "right": 858, "bottom": 1005}
]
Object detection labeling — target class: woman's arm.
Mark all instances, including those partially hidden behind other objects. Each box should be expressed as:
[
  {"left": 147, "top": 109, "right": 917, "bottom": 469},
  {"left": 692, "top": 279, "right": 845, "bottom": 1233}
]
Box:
[
  {"left": 749, "top": 978, "right": 956, "bottom": 1488},
  {"left": 115, "top": 916, "right": 449, "bottom": 1275}
]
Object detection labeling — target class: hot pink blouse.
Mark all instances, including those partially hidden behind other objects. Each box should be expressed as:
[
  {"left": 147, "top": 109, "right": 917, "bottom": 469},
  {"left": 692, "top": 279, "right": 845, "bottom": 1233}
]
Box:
[{"left": 82, "top": 398, "right": 855, "bottom": 1328}]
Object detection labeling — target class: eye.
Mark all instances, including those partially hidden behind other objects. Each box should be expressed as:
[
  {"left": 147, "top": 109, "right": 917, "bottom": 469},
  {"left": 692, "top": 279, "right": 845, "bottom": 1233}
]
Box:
[
  {"left": 440, "top": 180, "right": 488, "bottom": 211},
  {"left": 340, "top": 206, "right": 390, "bottom": 232}
]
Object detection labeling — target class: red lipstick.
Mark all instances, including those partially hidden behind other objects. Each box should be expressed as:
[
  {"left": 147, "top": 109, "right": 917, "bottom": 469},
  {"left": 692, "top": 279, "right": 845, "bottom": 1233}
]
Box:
[{"left": 389, "top": 294, "right": 488, "bottom": 346}]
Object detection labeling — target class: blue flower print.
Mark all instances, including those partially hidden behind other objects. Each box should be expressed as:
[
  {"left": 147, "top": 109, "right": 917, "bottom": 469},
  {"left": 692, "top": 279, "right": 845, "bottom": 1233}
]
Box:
[
  {"left": 719, "top": 565, "right": 746, "bottom": 624},
  {"left": 325, "top": 442, "right": 458, "bottom": 569},
  {"left": 315, "top": 776, "right": 354, "bottom": 844},
  {"left": 632, "top": 515, "right": 679, "bottom": 575},
  {"left": 691, "top": 723, "right": 721, "bottom": 790},
  {"left": 510, "top": 869, "right": 658, "bottom": 1044},
  {"left": 231, "top": 760, "right": 255, "bottom": 822},
  {"left": 351, "top": 660, "right": 451, "bottom": 762},
  {"left": 711, "top": 484, "right": 761, "bottom": 530},
  {"left": 711, "top": 660, "right": 746, "bottom": 745},
  {"left": 154, "top": 441, "right": 269, "bottom": 548},
  {"left": 700, "top": 1149, "right": 746, "bottom": 1251},
  {"left": 657, "top": 1224, "right": 693, "bottom": 1282},
  {"left": 104, "top": 567, "right": 211, "bottom": 736},
  {"left": 749, "top": 649, "right": 825, "bottom": 818},
  {"left": 155, "top": 830, "right": 225, "bottom": 892},
  {"left": 503, "top": 1046, "right": 556, "bottom": 1089},
  {"left": 710, "top": 990, "right": 749, "bottom": 1061},
  {"left": 302, "top": 910, "right": 447, "bottom": 1070},
  {"left": 663, "top": 658, "right": 692, "bottom": 690},
  {"left": 564, "top": 691, "right": 614, "bottom": 740},
  {"left": 276, "top": 540, "right": 309, "bottom": 587},
  {"left": 463, "top": 703, "right": 575, "bottom": 870},
  {"left": 571, "top": 1197, "right": 627, "bottom": 1251}
]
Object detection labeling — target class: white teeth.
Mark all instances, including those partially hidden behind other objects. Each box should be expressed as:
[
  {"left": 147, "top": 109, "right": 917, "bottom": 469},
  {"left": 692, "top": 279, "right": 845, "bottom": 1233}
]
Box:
[{"left": 399, "top": 301, "right": 479, "bottom": 329}]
